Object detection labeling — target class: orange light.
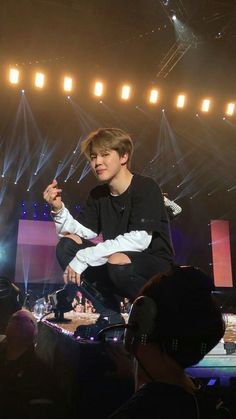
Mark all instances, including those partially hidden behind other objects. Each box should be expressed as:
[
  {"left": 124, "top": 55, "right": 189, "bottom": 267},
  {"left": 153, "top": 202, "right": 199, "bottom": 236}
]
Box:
[
  {"left": 149, "top": 89, "right": 159, "bottom": 104},
  {"left": 35, "top": 72, "right": 45, "bottom": 88},
  {"left": 121, "top": 85, "right": 131, "bottom": 100},
  {"left": 201, "top": 99, "right": 211, "bottom": 113},
  {"left": 176, "top": 94, "right": 186, "bottom": 108},
  {"left": 9, "top": 68, "right": 20, "bottom": 84},
  {"left": 94, "top": 81, "right": 103, "bottom": 97},
  {"left": 63, "top": 76, "right": 73, "bottom": 92},
  {"left": 226, "top": 103, "right": 235, "bottom": 116}
]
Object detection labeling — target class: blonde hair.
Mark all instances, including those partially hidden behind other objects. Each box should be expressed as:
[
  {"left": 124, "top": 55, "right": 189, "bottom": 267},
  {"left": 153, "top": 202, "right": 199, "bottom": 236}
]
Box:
[{"left": 81, "top": 128, "right": 134, "bottom": 168}]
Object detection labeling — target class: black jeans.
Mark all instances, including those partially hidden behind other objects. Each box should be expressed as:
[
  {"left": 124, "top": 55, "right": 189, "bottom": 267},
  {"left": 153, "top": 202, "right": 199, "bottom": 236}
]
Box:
[{"left": 56, "top": 237, "right": 164, "bottom": 315}]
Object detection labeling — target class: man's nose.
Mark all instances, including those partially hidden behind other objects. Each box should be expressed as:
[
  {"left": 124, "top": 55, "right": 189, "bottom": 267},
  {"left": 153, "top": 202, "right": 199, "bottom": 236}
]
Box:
[{"left": 95, "top": 155, "right": 103, "bottom": 165}]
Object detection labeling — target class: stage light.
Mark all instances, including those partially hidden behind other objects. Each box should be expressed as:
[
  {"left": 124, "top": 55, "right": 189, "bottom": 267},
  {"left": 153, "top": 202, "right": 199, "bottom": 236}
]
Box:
[
  {"left": 201, "top": 99, "right": 211, "bottom": 113},
  {"left": 94, "top": 81, "right": 103, "bottom": 97},
  {"left": 172, "top": 15, "right": 177, "bottom": 21},
  {"left": 226, "top": 102, "right": 235, "bottom": 116},
  {"left": 9, "top": 68, "right": 20, "bottom": 84},
  {"left": 63, "top": 76, "right": 73, "bottom": 92},
  {"left": 176, "top": 94, "right": 186, "bottom": 108},
  {"left": 149, "top": 89, "right": 159, "bottom": 104},
  {"left": 121, "top": 85, "right": 131, "bottom": 100},
  {"left": 35, "top": 72, "right": 45, "bottom": 88}
]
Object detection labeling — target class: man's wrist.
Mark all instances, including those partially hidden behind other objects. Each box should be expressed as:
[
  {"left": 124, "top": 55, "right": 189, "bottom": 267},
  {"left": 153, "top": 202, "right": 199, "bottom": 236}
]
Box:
[{"left": 51, "top": 203, "right": 64, "bottom": 214}]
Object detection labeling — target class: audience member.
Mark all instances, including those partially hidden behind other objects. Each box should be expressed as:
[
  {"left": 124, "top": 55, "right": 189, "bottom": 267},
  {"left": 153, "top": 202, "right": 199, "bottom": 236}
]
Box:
[
  {"left": 0, "top": 309, "right": 65, "bottom": 419},
  {"left": 102, "top": 266, "right": 231, "bottom": 419}
]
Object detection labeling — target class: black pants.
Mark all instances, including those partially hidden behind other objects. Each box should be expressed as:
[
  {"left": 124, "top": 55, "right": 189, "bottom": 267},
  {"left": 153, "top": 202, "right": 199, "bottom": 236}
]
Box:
[{"left": 56, "top": 237, "right": 169, "bottom": 315}]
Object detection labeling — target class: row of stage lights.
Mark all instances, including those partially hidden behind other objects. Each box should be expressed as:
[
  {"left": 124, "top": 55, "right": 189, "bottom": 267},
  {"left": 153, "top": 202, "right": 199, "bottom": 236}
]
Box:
[{"left": 6, "top": 67, "right": 236, "bottom": 116}]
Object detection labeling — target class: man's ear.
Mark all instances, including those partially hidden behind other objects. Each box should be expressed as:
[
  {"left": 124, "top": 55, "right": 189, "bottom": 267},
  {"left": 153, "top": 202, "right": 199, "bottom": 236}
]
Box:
[{"left": 120, "top": 153, "right": 129, "bottom": 166}]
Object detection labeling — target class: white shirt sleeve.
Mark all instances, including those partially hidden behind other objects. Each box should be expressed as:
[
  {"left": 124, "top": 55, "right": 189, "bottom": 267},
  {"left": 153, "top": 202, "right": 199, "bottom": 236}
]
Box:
[
  {"left": 69, "top": 230, "right": 152, "bottom": 274},
  {"left": 51, "top": 203, "right": 97, "bottom": 240}
]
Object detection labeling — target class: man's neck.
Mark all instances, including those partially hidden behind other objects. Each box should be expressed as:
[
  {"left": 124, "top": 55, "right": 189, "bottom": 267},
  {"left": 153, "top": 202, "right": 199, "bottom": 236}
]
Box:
[
  {"left": 108, "top": 168, "right": 133, "bottom": 195},
  {"left": 135, "top": 345, "right": 198, "bottom": 395}
]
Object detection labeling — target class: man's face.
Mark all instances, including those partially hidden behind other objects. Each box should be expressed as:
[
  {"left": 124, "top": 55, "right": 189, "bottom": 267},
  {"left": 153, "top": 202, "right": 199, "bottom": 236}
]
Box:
[{"left": 90, "top": 148, "right": 128, "bottom": 183}]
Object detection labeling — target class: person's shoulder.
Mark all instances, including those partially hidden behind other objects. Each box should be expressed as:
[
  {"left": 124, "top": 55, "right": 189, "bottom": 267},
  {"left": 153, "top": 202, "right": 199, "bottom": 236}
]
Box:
[
  {"left": 90, "top": 184, "right": 109, "bottom": 199},
  {"left": 132, "top": 173, "right": 161, "bottom": 192}
]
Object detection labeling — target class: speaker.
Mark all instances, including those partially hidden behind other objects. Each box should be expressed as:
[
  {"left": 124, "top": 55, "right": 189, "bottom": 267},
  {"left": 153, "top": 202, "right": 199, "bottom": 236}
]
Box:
[{"left": 124, "top": 295, "right": 158, "bottom": 353}]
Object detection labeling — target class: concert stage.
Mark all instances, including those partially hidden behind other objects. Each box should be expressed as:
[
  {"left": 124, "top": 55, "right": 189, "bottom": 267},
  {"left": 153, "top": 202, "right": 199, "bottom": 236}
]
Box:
[{"left": 35, "top": 311, "right": 236, "bottom": 418}]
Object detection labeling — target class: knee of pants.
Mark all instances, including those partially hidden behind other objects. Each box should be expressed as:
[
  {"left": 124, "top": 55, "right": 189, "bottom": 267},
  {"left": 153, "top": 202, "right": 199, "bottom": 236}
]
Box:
[
  {"left": 56, "top": 237, "right": 83, "bottom": 271},
  {"left": 107, "top": 263, "right": 147, "bottom": 301}
]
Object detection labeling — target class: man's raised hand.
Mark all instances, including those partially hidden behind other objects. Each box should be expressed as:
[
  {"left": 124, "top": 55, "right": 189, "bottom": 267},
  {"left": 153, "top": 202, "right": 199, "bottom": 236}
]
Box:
[{"left": 43, "top": 179, "right": 62, "bottom": 211}]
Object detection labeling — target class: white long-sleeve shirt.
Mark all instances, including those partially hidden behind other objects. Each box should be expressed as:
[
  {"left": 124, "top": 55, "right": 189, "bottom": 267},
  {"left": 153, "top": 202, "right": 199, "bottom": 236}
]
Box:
[{"left": 52, "top": 204, "right": 152, "bottom": 274}]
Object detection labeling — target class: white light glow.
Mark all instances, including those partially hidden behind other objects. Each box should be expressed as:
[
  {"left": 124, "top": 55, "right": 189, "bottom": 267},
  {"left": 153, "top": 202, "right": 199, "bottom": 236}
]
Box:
[
  {"left": 226, "top": 103, "right": 235, "bottom": 116},
  {"left": 35, "top": 72, "right": 45, "bottom": 88},
  {"left": 149, "top": 89, "right": 159, "bottom": 104},
  {"left": 201, "top": 99, "right": 211, "bottom": 113},
  {"left": 63, "top": 76, "right": 73, "bottom": 92},
  {"left": 121, "top": 85, "right": 131, "bottom": 100},
  {"left": 94, "top": 81, "right": 103, "bottom": 97},
  {"left": 9, "top": 68, "right": 20, "bottom": 84},
  {"left": 177, "top": 94, "right": 186, "bottom": 108}
]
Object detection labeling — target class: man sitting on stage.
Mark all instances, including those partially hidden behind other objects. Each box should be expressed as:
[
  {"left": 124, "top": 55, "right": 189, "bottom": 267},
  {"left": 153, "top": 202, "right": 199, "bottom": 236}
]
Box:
[{"left": 43, "top": 127, "right": 174, "bottom": 339}]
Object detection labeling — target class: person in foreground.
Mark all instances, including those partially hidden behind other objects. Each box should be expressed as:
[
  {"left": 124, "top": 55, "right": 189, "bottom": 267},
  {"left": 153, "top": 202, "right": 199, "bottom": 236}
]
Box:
[
  {"left": 105, "top": 265, "right": 231, "bottom": 419},
  {"left": 0, "top": 309, "right": 65, "bottom": 419},
  {"left": 43, "top": 127, "right": 174, "bottom": 338}
]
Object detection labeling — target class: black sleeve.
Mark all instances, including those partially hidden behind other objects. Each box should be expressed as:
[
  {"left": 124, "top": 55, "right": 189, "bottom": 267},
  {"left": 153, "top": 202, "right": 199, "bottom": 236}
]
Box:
[{"left": 128, "top": 176, "right": 165, "bottom": 233}]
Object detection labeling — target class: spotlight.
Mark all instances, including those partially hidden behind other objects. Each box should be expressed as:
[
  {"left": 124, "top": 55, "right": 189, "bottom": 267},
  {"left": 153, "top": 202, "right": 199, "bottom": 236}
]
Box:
[
  {"left": 176, "top": 94, "right": 186, "bottom": 108},
  {"left": 149, "top": 89, "right": 159, "bottom": 104},
  {"left": 121, "top": 84, "right": 131, "bottom": 100},
  {"left": 63, "top": 76, "right": 73, "bottom": 92},
  {"left": 226, "top": 102, "right": 235, "bottom": 116},
  {"left": 94, "top": 81, "right": 104, "bottom": 97},
  {"left": 35, "top": 72, "right": 45, "bottom": 88},
  {"left": 21, "top": 89, "right": 25, "bottom": 94},
  {"left": 9, "top": 68, "right": 20, "bottom": 84},
  {"left": 172, "top": 14, "right": 177, "bottom": 21},
  {"left": 67, "top": 95, "right": 71, "bottom": 99},
  {"left": 201, "top": 99, "right": 211, "bottom": 113}
]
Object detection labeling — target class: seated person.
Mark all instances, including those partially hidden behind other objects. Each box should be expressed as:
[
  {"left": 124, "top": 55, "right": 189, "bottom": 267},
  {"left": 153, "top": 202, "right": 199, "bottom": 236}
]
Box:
[
  {"left": 43, "top": 128, "right": 174, "bottom": 339},
  {"left": 0, "top": 309, "right": 65, "bottom": 419},
  {"left": 105, "top": 265, "right": 228, "bottom": 419}
]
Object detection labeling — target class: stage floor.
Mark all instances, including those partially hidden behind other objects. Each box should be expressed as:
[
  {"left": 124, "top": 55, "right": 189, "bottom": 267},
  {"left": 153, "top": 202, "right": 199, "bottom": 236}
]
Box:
[
  {"left": 42, "top": 310, "right": 236, "bottom": 336},
  {"left": 42, "top": 311, "right": 236, "bottom": 357}
]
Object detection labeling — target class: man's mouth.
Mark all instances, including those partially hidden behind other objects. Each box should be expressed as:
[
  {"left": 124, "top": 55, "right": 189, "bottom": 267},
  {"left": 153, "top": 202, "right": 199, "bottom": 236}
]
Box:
[{"left": 96, "top": 169, "right": 106, "bottom": 175}]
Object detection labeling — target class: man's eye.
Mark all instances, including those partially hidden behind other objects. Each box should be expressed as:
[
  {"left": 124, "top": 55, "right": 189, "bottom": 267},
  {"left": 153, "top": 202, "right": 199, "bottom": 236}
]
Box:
[{"left": 90, "top": 155, "right": 96, "bottom": 160}]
